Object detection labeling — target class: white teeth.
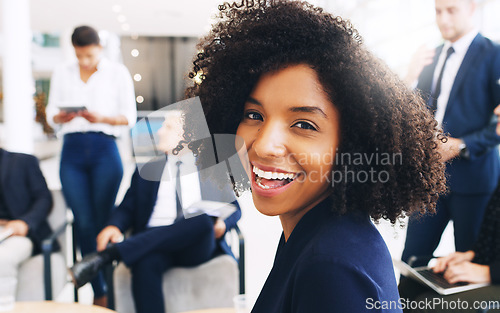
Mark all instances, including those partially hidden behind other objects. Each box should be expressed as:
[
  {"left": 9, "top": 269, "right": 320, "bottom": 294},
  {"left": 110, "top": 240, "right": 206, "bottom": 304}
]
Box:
[
  {"left": 256, "top": 177, "right": 270, "bottom": 189},
  {"left": 252, "top": 166, "right": 296, "bottom": 180}
]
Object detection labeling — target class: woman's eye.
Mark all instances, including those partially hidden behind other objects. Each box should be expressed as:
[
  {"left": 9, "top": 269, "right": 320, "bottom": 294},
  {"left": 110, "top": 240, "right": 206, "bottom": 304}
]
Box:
[
  {"left": 245, "top": 111, "right": 263, "bottom": 121},
  {"left": 293, "top": 121, "right": 317, "bottom": 131}
]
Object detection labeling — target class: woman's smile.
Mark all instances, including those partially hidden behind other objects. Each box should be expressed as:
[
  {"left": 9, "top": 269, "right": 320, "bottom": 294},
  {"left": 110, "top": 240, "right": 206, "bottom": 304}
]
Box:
[{"left": 251, "top": 163, "right": 299, "bottom": 195}]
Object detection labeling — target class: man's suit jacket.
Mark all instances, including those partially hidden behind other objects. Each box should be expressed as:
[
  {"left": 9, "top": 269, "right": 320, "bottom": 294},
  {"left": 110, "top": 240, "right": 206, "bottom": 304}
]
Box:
[
  {"left": 417, "top": 33, "right": 500, "bottom": 194},
  {"left": 0, "top": 149, "right": 53, "bottom": 254},
  {"left": 107, "top": 156, "right": 241, "bottom": 257}
]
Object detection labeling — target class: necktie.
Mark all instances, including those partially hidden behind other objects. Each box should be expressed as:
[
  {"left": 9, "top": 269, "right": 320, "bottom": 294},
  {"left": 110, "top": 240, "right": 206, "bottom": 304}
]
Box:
[
  {"left": 430, "top": 46, "right": 455, "bottom": 111},
  {"left": 175, "top": 160, "right": 183, "bottom": 219}
]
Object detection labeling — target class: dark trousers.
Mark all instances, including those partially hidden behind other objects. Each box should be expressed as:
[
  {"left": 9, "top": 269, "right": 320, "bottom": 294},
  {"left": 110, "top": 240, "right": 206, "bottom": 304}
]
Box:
[
  {"left": 116, "top": 214, "right": 217, "bottom": 313},
  {"left": 402, "top": 192, "right": 490, "bottom": 266},
  {"left": 399, "top": 277, "right": 500, "bottom": 313},
  {"left": 60, "top": 132, "right": 123, "bottom": 297}
]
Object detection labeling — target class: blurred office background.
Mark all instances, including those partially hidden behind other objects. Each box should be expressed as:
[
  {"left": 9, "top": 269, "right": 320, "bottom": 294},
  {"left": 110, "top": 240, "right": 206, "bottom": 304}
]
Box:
[{"left": 0, "top": 0, "right": 499, "bottom": 306}]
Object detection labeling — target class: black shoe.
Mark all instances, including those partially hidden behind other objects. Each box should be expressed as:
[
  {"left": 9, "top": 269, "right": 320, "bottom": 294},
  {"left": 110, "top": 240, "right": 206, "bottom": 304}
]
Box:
[{"left": 69, "top": 252, "right": 107, "bottom": 288}]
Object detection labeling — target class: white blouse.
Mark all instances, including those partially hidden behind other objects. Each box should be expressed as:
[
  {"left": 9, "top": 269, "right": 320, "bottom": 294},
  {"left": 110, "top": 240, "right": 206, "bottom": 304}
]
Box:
[{"left": 46, "top": 58, "right": 137, "bottom": 137}]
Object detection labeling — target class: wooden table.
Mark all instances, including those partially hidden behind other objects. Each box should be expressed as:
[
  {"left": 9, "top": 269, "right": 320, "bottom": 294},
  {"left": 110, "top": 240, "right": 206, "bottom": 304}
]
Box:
[
  {"left": 9, "top": 301, "right": 115, "bottom": 313},
  {"left": 181, "top": 309, "right": 236, "bottom": 313}
]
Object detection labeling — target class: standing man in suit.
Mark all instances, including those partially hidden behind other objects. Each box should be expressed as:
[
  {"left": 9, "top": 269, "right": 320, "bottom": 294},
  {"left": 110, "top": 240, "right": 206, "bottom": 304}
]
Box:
[
  {"left": 70, "top": 110, "right": 241, "bottom": 313},
  {"left": 402, "top": 0, "right": 500, "bottom": 265},
  {"left": 0, "top": 148, "right": 53, "bottom": 278}
]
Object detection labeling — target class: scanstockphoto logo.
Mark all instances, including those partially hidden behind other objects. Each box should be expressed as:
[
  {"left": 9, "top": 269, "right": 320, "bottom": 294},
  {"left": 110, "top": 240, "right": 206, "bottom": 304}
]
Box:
[{"left": 366, "top": 298, "right": 500, "bottom": 311}]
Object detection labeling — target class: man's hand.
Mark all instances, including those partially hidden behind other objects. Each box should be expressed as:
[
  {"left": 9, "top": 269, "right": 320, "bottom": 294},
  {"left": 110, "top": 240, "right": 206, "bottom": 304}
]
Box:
[
  {"left": 433, "top": 250, "right": 475, "bottom": 273},
  {"left": 443, "top": 261, "right": 491, "bottom": 284},
  {"left": 213, "top": 218, "right": 226, "bottom": 239},
  {"left": 96, "top": 226, "right": 124, "bottom": 251},
  {"left": 5, "top": 220, "right": 29, "bottom": 237},
  {"left": 404, "top": 45, "right": 435, "bottom": 87},
  {"left": 438, "top": 137, "right": 463, "bottom": 162}
]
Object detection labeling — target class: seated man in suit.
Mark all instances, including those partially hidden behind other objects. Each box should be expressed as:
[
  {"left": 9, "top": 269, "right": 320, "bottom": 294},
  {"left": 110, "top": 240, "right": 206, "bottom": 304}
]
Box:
[
  {"left": 0, "top": 148, "right": 53, "bottom": 279},
  {"left": 70, "top": 110, "right": 241, "bottom": 313}
]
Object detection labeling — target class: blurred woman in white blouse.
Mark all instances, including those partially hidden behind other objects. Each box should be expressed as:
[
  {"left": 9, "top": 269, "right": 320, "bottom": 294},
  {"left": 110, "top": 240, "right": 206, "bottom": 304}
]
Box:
[{"left": 46, "top": 25, "right": 136, "bottom": 307}]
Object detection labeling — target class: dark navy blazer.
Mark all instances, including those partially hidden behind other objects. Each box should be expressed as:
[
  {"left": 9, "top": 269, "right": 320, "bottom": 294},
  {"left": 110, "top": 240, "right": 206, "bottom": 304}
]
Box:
[
  {"left": 417, "top": 33, "right": 500, "bottom": 194},
  {"left": 251, "top": 199, "right": 402, "bottom": 313},
  {"left": 107, "top": 156, "right": 241, "bottom": 257},
  {"left": 0, "top": 149, "right": 53, "bottom": 254}
]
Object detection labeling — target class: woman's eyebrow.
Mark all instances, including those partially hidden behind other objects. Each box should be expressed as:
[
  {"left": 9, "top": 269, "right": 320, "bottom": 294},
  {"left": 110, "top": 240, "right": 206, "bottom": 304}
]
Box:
[
  {"left": 246, "top": 97, "right": 262, "bottom": 106},
  {"left": 246, "top": 97, "right": 327, "bottom": 118},
  {"left": 289, "top": 106, "right": 327, "bottom": 118}
]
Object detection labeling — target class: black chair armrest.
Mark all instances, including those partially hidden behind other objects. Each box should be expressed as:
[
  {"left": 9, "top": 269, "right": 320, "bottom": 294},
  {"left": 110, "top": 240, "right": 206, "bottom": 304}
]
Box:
[
  {"left": 41, "top": 220, "right": 68, "bottom": 252},
  {"left": 232, "top": 224, "right": 245, "bottom": 294},
  {"left": 104, "top": 263, "right": 117, "bottom": 310},
  {"left": 41, "top": 219, "right": 71, "bottom": 301}
]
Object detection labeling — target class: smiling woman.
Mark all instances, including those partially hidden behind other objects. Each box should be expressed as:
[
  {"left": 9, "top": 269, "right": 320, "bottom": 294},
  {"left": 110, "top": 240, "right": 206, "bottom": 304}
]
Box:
[{"left": 185, "top": 1, "right": 447, "bottom": 312}]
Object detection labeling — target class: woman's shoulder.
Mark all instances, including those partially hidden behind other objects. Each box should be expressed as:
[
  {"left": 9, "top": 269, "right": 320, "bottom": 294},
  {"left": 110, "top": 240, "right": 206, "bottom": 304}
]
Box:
[
  {"left": 297, "top": 213, "right": 393, "bottom": 273},
  {"left": 291, "top": 232, "right": 400, "bottom": 312},
  {"left": 314, "top": 213, "right": 388, "bottom": 253}
]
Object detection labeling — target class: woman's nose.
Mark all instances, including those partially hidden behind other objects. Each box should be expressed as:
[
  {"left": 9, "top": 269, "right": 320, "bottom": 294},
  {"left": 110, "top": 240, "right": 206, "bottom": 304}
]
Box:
[{"left": 252, "top": 123, "right": 287, "bottom": 159}]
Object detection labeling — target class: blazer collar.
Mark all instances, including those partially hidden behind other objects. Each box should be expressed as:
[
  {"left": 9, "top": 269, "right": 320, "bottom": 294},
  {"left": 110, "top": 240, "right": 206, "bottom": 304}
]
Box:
[
  {"left": 137, "top": 155, "right": 168, "bottom": 182},
  {"left": 444, "top": 30, "right": 478, "bottom": 59},
  {"left": 274, "top": 198, "right": 334, "bottom": 264},
  {"left": 445, "top": 33, "right": 485, "bottom": 116}
]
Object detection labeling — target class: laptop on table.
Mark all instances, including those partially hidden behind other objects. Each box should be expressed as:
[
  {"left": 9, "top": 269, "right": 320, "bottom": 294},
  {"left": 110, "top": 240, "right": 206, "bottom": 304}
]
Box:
[{"left": 394, "top": 259, "right": 489, "bottom": 295}]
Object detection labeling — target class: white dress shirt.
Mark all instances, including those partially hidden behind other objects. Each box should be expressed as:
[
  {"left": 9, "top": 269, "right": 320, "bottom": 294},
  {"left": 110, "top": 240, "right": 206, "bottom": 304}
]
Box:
[
  {"left": 147, "top": 153, "right": 202, "bottom": 228},
  {"left": 46, "top": 58, "right": 137, "bottom": 137},
  {"left": 433, "top": 30, "right": 478, "bottom": 128}
]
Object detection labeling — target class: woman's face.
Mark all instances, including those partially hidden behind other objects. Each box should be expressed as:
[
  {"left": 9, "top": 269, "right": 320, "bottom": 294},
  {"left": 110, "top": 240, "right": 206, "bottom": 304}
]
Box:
[
  {"left": 236, "top": 64, "right": 340, "bottom": 229},
  {"left": 74, "top": 44, "right": 102, "bottom": 71}
]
